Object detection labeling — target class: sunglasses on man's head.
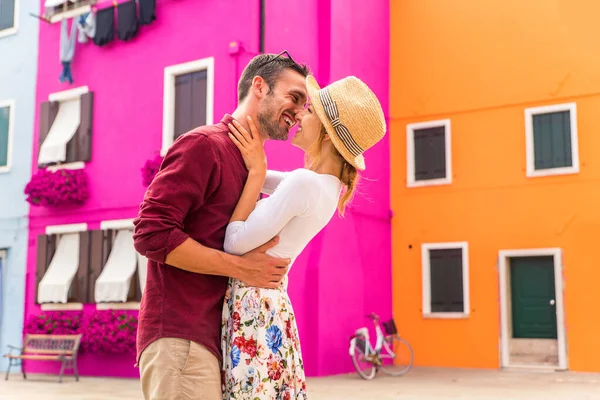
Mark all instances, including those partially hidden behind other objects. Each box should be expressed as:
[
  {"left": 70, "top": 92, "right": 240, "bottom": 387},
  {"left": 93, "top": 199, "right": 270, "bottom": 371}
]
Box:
[{"left": 255, "top": 50, "right": 296, "bottom": 70}]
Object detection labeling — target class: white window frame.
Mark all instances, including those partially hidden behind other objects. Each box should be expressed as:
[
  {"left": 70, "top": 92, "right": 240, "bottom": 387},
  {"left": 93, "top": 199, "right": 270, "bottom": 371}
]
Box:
[
  {"left": 40, "top": 223, "right": 88, "bottom": 311},
  {"left": 0, "top": 0, "right": 19, "bottom": 39},
  {"left": 161, "top": 57, "right": 215, "bottom": 156},
  {"left": 525, "top": 102, "right": 579, "bottom": 178},
  {"left": 100, "top": 218, "right": 134, "bottom": 231},
  {"left": 421, "top": 241, "right": 470, "bottom": 319},
  {"left": 406, "top": 119, "right": 452, "bottom": 188},
  {"left": 96, "top": 218, "right": 140, "bottom": 310},
  {"left": 44, "top": 0, "right": 94, "bottom": 24},
  {"left": 42, "top": 86, "right": 89, "bottom": 171},
  {"left": 0, "top": 99, "right": 15, "bottom": 173}
]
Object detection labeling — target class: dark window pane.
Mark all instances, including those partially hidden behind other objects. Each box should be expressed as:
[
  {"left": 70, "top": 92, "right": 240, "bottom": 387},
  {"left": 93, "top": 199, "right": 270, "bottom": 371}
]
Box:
[
  {"left": 533, "top": 110, "right": 572, "bottom": 170},
  {"left": 0, "top": 0, "right": 15, "bottom": 31},
  {"left": 429, "top": 248, "right": 464, "bottom": 313},
  {"left": 0, "top": 106, "right": 9, "bottom": 167},
  {"left": 414, "top": 126, "right": 446, "bottom": 181}
]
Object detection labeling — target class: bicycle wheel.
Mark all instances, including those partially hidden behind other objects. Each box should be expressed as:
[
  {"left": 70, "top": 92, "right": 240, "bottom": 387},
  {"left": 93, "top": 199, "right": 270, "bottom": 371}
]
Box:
[
  {"left": 350, "top": 335, "right": 377, "bottom": 380},
  {"left": 379, "top": 335, "right": 414, "bottom": 376}
]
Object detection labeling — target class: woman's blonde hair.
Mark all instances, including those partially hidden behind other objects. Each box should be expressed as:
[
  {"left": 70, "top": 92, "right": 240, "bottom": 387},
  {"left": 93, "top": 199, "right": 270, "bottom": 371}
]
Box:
[{"left": 304, "top": 127, "right": 360, "bottom": 216}]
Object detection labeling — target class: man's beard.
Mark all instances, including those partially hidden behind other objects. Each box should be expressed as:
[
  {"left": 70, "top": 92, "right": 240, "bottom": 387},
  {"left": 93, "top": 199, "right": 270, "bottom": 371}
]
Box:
[{"left": 257, "top": 95, "right": 288, "bottom": 141}]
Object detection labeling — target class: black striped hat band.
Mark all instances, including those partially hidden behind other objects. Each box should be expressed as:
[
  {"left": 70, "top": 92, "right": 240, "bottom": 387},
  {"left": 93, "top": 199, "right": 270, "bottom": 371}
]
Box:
[{"left": 318, "top": 88, "right": 364, "bottom": 157}]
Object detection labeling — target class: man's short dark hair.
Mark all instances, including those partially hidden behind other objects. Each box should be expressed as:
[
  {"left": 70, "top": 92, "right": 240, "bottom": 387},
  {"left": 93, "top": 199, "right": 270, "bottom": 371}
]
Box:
[{"left": 237, "top": 53, "right": 310, "bottom": 103}]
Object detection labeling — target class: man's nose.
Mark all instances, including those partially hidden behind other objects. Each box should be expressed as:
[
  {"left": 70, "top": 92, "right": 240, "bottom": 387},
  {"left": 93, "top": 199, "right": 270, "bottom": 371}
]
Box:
[{"left": 294, "top": 110, "right": 306, "bottom": 122}]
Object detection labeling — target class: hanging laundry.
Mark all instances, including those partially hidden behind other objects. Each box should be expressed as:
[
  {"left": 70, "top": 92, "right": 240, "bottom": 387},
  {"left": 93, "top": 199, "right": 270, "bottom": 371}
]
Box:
[
  {"left": 93, "top": 6, "right": 115, "bottom": 46},
  {"left": 117, "top": 0, "right": 139, "bottom": 41},
  {"left": 139, "top": 0, "right": 156, "bottom": 25},
  {"left": 59, "top": 18, "right": 78, "bottom": 84},
  {"left": 77, "top": 12, "right": 96, "bottom": 43}
]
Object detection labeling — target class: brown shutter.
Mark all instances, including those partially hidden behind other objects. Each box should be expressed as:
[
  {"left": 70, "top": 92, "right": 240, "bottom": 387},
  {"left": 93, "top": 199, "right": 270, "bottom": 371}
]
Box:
[
  {"left": 76, "top": 92, "right": 94, "bottom": 162},
  {"left": 174, "top": 73, "right": 193, "bottom": 140},
  {"left": 35, "top": 234, "right": 56, "bottom": 304},
  {"left": 103, "top": 229, "right": 114, "bottom": 265},
  {"left": 134, "top": 269, "right": 142, "bottom": 301},
  {"left": 75, "top": 231, "right": 91, "bottom": 303},
  {"left": 191, "top": 70, "right": 208, "bottom": 128},
  {"left": 38, "top": 101, "right": 59, "bottom": 167},
  {"left": 88, "top": 229, "right": 106, "bottom": 303}
]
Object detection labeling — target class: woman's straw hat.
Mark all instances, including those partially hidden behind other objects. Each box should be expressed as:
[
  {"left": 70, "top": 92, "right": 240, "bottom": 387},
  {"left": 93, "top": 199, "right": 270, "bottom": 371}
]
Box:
[{"left": 306, "top": 75, "right": 386, "bottom": 170}]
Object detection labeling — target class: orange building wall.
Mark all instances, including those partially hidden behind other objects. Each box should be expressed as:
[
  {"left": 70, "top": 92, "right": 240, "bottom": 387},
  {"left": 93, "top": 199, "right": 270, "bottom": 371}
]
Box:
[{"left": 390, "top": 1, "right": 600, "bottom": 371}]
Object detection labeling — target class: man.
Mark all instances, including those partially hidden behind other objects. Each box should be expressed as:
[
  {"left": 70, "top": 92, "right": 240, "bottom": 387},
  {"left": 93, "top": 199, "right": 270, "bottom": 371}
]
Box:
[{"left": 133, "top": 51, "right": 310, "bottom": 400}]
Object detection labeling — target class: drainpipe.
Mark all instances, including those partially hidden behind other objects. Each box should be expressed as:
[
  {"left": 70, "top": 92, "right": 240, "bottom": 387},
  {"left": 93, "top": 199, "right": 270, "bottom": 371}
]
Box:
[{"left": 259, "top": 0, "right": 265, "bottom": 53}]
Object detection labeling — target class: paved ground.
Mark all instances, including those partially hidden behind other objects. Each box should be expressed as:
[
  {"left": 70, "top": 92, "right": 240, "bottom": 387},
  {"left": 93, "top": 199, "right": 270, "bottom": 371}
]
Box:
[{"left": 1, "top": 367, "right": 600, "bottom": 399}]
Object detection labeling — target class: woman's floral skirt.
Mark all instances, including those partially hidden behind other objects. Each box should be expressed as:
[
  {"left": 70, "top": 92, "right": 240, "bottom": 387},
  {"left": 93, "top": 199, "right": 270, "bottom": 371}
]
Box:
[{"left": 221, "top": 278, "right": 307, "bottom": 400}]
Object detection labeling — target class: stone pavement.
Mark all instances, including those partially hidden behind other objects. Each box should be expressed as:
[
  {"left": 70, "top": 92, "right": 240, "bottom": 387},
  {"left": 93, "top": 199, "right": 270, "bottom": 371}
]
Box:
[{"left": 1, "top": 367, "right": 600, "bottom": 399}]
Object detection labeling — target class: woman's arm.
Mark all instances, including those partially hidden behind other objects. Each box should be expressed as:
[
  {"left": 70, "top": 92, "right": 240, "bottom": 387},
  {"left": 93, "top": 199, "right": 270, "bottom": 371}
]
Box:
[
  {"left": 262, "top": 170, "right": 288, "bottom": 195},
  {"left": 227, "top": 117, "right": 267, "bottom": 223},
  {"left": 224, "top": 170, "right": 317, "bottom": 255}
]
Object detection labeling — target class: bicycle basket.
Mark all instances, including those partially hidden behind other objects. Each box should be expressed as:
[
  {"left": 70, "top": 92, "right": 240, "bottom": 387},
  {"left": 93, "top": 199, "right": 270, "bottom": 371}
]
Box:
[{"left": 382, "top": 319, "right": 398, "bottom": 335}]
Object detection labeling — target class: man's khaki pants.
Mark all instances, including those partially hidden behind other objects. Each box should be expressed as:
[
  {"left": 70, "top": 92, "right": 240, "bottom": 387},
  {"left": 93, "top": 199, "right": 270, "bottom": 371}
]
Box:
[{"left": 139, "top": 338, "right": 222, "bottom": 400}]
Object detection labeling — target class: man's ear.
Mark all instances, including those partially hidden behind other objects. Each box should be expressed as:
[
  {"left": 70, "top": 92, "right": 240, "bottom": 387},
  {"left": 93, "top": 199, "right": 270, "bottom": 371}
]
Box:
[{"left": 251, "top": 76, "right": 268, "bottom": 99}]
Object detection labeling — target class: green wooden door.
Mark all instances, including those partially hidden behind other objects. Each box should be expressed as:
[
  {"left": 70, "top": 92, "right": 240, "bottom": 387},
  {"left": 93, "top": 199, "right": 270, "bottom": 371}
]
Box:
[{"left": 510, "top": 256, "right": 557, "bottom": 339}]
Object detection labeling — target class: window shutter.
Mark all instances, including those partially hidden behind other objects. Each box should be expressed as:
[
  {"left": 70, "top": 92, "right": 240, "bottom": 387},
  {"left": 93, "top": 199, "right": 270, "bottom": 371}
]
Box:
[
  {"left": 174, "top": 73, "right": 193, "bottom": 140},
  {"left": 429, "top": 248, "right": 464, "bottom": 313},
  {"left": 88, "top": 229, "right": 108, "bottom": 302},
  {"left": 76, "top": 92, "right": 94, "bottom": 162},
  {"left": 38, "top": 101, "right": 59, "bottom": 166},
  {"left": 414, "top": 126, "right": 446, "bottom": 181},
  {"left": 134, "top": 269, "right": 143, "bottom": 302},
  {"left": 533, "top": 111, "right": 572, "bottom": 170},
  {"left": 75, "top": 231, "right": 91, "bottom": 303},
  {"left": 0, "top": 0, "right": 15, "bottom": 31},
  {"left": 191, "top": 70, "right": 208, "bottom": 128},
  {"left": 35, "top": 234, "right": 56, "bottom": 304}
]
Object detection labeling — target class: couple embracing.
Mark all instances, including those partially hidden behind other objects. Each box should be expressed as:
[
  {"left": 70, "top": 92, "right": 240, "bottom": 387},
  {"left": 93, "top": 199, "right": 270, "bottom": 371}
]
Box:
[{"left": 133, "top": 51, "right": 386, "bottom": 400}]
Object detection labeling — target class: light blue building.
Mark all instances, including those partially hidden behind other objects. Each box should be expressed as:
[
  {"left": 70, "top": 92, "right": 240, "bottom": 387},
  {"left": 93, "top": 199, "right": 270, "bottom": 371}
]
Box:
[{"left": 0, "top": 0, "right": 39, "bottom": 370}]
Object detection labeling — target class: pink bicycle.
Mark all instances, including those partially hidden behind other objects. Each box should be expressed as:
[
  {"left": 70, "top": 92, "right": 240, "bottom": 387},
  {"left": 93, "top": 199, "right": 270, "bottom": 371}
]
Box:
[{"left": 348, "top": 313, "right": 414, "bottom": 380}]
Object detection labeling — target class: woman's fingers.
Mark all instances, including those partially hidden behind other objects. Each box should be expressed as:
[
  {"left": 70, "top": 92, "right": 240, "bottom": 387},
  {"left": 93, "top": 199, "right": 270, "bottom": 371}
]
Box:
[
  {"left": 246, "top": 116, "right": 261, "bottom": 143},
  {"left": 228, "top": 123, "right": 248, "bottom": 147},
  {"left": 227, "top": 132, "right": 244, "bottom": 152},
  {"left": 231, "top": 120, "right": 252, "bottom": 144}
]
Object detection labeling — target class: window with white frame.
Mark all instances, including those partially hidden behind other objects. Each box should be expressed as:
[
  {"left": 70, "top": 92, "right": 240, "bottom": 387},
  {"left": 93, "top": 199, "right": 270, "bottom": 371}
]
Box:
[
  {"left": 43, "top": 0, "right": 96, "bottom": 24},
  {"left": 36, "top": 223, "right": 88, "bottom": 308},
  {"left": 525, "top": 103, "right": 579, "bottom": 177},
  {"left": 161, "top": 57, "right": 214, "bottom": 155},
  {"left": 38, "top": 86, "right": 94, "bottom": 169},
  {"left": 0, "top": 0, "right": 17, "bottom": 38},
  {"left": 407, "top": 119, "right": 452, "bottom": 187},
  {"left": 95, "top": 219, "right": 147, "bottom": 305},
  {"left": 0, "top": 100, "right": 14, "bottom": 173},
  {"left": 422, "top": 242, "right": 469, "bottom": 318}
]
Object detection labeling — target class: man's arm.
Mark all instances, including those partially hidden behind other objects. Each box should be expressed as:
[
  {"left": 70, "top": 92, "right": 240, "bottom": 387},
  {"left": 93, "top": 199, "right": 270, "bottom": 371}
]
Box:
[
  {"left": 166, "top": 236, "right": 290, "bottom": 288},
  {"left": 133, "top": 133, "right": 290, "bottom": 288}
]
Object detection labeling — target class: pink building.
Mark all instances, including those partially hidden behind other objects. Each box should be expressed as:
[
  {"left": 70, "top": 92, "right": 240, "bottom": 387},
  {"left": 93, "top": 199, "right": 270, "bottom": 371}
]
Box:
[{"left": 25, "top": 0, "right": 390, "bottom": 379}]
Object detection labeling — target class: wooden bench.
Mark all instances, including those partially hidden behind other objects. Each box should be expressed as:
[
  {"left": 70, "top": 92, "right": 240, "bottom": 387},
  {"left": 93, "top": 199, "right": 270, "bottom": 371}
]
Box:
[{"left": 4, "top": 334, "right": 82, "bottom": 383}]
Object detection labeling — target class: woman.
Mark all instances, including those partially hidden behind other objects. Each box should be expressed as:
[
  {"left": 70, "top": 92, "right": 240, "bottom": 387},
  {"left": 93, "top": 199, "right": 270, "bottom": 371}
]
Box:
[{"left": 221, "top": 75, "right": 386, "bottom": 399}]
